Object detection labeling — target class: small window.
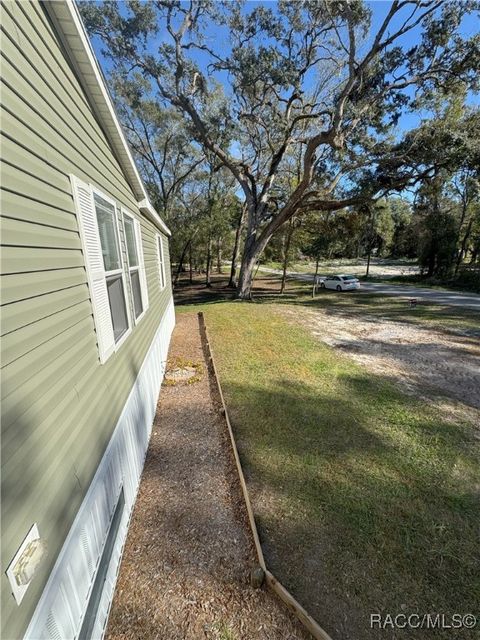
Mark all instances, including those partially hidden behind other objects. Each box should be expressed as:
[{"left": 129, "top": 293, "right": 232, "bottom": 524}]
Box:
[
  {"left": 124, "top": 215, "right": 142, "bottom": 319},
  {"left": 123, "top": 212, "right": 148, "bottom": 322},
  {"left": 94, "top": 194, "right": 121, "bottom": 272},
  {"left": 124, "top": 215, "right": 138, "bottom": 268},
  {"left": 93, "top": 193, "right": 129, "bottom": 344},
  {"left": 157, "top": 235, "right": 166, "bottom": 290}
]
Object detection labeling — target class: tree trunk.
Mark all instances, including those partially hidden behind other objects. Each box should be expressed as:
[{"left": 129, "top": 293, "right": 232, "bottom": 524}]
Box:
[
  {"left": 236, "top": 206, "right": 260, "bottom": 299},
  {"left": 205, "top": 234, "right": 212, "bottom": 288},
  {"left": 235, "top": 200, "right": 299, "bottom": 299},
  {"left": 188, "top": 243, "right": 193, "bottom": 284},
  {"left": 228, "top": 205, "right": 246, "bottom": 288},
  {"left": 236, "top": 227, "right": 277, "bottom": 299},
  {"left": 312, "top": 255, "right": 320, "bottom": 298},
  {"left": 364, "top": 208, "right": 374, "bottom": 279},
  {"left": 455, "top": 217, "right": 473, "bottom": 276},
  {"left": 173, "top": 238, "right": 192, "bottom": 288},
  {"left": 428, "top": 177, "right": 441, "bottom": 278},
  {"left": 280, "top": 219, "right": 294, "bottom": 294},
  {"left": 236, "top": 211, "right": 268, "bottom": 300},
  {"left": 427, "top": 246, "right": 436, "bottom": 277},
  {"left": 236, "top": 242, "right": 257, "bottom": 299},
  {"left": 427, "top": 225, "right": 438, "bottom": 277},
  {"left": 365, "top": 243, "right": 372, "bottom": 278},
  {"left": 216, "top": 237, "right": 222, "bottom": 273}
]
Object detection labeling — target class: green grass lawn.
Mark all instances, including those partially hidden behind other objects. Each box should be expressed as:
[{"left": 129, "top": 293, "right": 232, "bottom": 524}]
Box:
[{"left": 177, "top": 295, "right": 479, "bottom": 639}]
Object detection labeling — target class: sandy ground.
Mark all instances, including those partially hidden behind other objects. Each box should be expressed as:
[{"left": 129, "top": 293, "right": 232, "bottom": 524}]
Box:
[
  {"left": 310, "top": 259, "right": 419, "bottom": 278},
  {"left": 281, "top": 306, "right": 480, "bottom": 417},
  {"left": 260, "top": 259, "right": 419, "bottom": 279},
  {"left": 106, "top": 313, "right": 308, "bottom": 640}
]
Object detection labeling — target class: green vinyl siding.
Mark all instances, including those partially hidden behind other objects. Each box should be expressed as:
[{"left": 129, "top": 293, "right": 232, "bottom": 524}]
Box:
[
  {"left": 0, "top": 216, "right": 81, "bottom": 250},
  {"left": 1, "top": 283, "right": 90, "bottom": 336},
  {"left": 2, "top": 300, "right": 93, "bottom": 367},
  {"left": 1, "top": 246, "right": 86, "bottom": 274},
  {"left": 0, "top": 189, "right": 79, "bottom": 232},
  {"left": 0, "top": 268, "right": 87, "bottom": 305},
  {"left": 0, "top": 2, "right": 172, "bottom": 638}
]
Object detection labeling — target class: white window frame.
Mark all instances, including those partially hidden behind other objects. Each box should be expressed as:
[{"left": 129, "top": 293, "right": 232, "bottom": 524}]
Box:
[
  {"left": 156, "top": 233, "right": 166, "bottom": 291},
  {"left": 122, "top": 209, "right": 148, "bottom": 325},
  {"left": 91, "top": 186, "right": 132, "bottom": 352}
]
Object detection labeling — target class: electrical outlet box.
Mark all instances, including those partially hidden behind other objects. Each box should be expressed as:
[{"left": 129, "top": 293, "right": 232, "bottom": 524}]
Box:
[{"left": 6, "top": 524, "right": 46, "bottom": 605}]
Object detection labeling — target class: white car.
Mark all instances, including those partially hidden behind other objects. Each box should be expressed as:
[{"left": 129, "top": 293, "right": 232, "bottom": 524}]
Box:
[{"left": 317, "top": 274, "right": 360, "bottom": 291}]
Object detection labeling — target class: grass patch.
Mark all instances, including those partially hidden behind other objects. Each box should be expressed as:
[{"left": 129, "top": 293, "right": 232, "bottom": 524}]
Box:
[{"left": 179, "top": 300, "right": 480, "bottom": 639}]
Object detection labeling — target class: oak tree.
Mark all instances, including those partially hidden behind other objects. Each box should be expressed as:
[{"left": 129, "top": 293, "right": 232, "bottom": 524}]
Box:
[{"left": 81, "top": 0, "right": 480, "bottom": 298}]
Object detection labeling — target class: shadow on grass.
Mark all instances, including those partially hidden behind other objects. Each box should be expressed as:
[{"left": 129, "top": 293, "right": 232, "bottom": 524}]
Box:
[{"left": 221, "top": 376, "right": 479, "bottom": 640}]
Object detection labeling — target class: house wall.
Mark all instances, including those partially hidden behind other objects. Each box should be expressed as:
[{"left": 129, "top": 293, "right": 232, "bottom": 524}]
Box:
[{"left": 0, "top": 1, "right": 173, "bottom": 637}]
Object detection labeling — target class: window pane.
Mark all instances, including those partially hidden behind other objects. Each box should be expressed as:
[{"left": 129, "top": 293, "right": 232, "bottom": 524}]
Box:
[
  {"left": 124, "top": 216, "right": 138, "bottom": 267},
  {"left": 106, "top": 274, "right": 128, "bottom": 342},
  {"left": 94, "top": 194, "right": 120, "bottom": 272},
  {"left": 131, "top": 269, "right": 143, "bottom": 319}
]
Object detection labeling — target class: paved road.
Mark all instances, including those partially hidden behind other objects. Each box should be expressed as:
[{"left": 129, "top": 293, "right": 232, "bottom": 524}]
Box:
[{"left": 259, "top": 267, "right": 480, "bottom": 311}]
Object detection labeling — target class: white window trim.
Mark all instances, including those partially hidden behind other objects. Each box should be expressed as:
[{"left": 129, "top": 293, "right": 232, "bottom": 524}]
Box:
[
  {"left": 156, "top": 233, "right": 166, "bottom": 291},
  {"left": 90, "top": 185, "right": 132, "bottom": 353},
  {"left": 122, "top": 208, "right": 148, "bottom": 325}
]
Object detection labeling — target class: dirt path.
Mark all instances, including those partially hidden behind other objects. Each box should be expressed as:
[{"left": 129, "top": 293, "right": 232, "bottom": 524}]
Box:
[
  {"left": 106, "top": 313, "right": 308, "bottom": 640},
  {"left": 281, "top": 306, "right": 480, "bottom": 416}
]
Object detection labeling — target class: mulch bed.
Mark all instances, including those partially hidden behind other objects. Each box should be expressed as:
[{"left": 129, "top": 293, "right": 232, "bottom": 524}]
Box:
[{"left": 105, "top": 312, "right": 308, "bottom": 640}]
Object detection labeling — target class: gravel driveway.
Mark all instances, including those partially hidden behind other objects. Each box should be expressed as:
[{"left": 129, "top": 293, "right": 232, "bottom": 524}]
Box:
[{"left": 359, "top": 282, "right": 480, "bottom": 310}]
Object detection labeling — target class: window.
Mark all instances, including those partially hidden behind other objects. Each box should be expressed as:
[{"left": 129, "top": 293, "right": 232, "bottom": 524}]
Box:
[
  {"left": 123, "top": 211, "right": 149, "bottom": 322},
  {"left": 93, "top": 193, "right": 129, "bottom": 343},
  {"left": 156, "top": 234, "right": 166, "bottom": 290},
  {"left": 71, "top": 175, "right": 132, "bottom": 363}
]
